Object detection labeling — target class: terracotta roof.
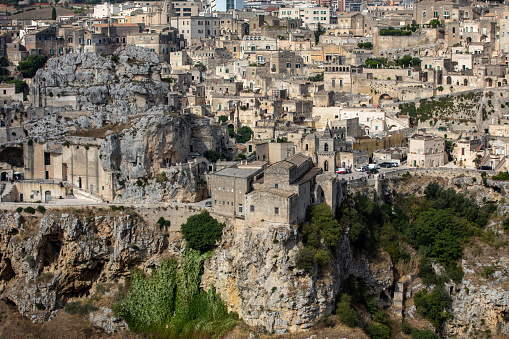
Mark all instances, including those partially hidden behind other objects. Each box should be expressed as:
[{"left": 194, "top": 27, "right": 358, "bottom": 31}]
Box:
[{"left": 265, "top": 6, "right": 278, "bottom": 12}]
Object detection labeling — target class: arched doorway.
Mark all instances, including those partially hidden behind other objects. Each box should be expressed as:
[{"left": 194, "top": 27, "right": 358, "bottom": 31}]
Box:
[
  {"left": 464, "top": 79, "right": 468, "bottom": 86},
  {"left": 0, "top": 172, "right": 6, "bottom": 181},
  {"left": 447, "top": 76, "right": 452, "bottom": 85}
]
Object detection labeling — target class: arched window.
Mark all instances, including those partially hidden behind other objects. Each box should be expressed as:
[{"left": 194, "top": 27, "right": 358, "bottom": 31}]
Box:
[
  {"left": 324, "top": 143, "right": 329, "bottom": 152},
  {"left": 324, "top": 160, "right": 329, "bottom": 171}
]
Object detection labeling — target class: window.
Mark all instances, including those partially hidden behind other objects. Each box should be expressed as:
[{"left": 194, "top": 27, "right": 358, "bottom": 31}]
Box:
[
  {"left": 238, "top": 204, "right": 243, "bottom": 214},
  {"left": 423, "top": 11, "right": 426, "bottom": 18},
  {"left": 250, "top": 205, "right": 255, "bottom": 212},
  {"left": 286, "top": 63, "right": 291, "bottom": 68},
  {"left": 44, "top": 152, "right": 51, "bottom": 166},
  {"left": 275, "top": 184, "right": 279, "bottom": 189},
  {"left": 274, "top": 207, "right": 279, "bottom": 215}
]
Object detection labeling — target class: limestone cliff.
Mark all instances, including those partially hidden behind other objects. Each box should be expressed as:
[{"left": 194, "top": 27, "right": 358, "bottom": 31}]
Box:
[
  {"left": 201, "top": 223, "right": 394, "bottom": 334},
  {"left": 30, "top": 45, "right": 169, "bottom": 115},
  {"left": 0, "top": 211, "right": 169, "bottom": 325}
]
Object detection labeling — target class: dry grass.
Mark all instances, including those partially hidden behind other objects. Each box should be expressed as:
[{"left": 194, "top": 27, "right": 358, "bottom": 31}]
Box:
[{"left": 71, "top": 123, "right": 131, "bottom": 139}]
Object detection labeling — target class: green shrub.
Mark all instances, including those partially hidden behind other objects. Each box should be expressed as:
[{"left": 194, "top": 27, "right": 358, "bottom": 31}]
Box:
[
  {"left": 23, "top": 207, "right": 36, "bottom": 214},
  {"left": 493, "top": 171, "right": 509, "bottom": 181},
  {"left": 111, "top": 55, "right": 119, "bottom": 63},
  {"left": 411, "top": 329, "right": 440, "bottom": 339},
  {"left": 401, "top": 321, "right": 413, "bottom": 334},
  {"left": 64, "top": 301, "right": 97, "bottom": 316},
  {"left": 156, "top": 216, "right": 170, "bottom": 230},
  {"left": 17, "top": 55, "right": 48, "bottom": 78},
  {"left": 114, "top": 249, "right": 238, "bottom": 336},
  {"left": 16, "top": 207, "right": 22, "bottom": 213},
  {"left": 218, "top": 115, "right": 228, "bottom": 123},
  {"left": 295, "top": 247, "right": 316, "bottom": 272},
  {"left": 180, "top": 211, "right": 224, "bottom": 253},
  {"left": 366, "top": 323, "right": 391, "bottom": 339},
  {"left": 36, "top": 205, "right": 46, "bottom": 214},
  {"left": 155, "top": 172, "right": 167, "bottom": 184},
  {"left": 372, "top": 310, "right": 387, "bottom": 324},
  {"left": 414, "top": 287, "right": 452, "bottom": 331},
  {"left": 335, "top": 294, "right": 358, "bottom": 328}
]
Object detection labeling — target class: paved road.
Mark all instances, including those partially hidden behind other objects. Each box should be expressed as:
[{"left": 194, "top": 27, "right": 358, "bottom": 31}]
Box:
[{"left": 336, "top": 165, "right": 410, "bottom": 180}]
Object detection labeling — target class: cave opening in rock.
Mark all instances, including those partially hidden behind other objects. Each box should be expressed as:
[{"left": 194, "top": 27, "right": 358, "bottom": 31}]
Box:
[{"left": 38, "top": 234, "right": 63, "bottom": 270}]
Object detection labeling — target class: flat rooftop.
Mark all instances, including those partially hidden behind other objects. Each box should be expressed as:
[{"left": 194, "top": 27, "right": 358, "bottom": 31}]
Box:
[{"left": 213, "top": 166, "right": 262, "bottom": 179}]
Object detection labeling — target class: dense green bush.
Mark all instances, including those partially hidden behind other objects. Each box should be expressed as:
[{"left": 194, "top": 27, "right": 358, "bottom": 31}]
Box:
[
  {"left": 366, "top": 323, "right": 391, "bottom": 339},
  {"left": 308, "top": 72, "right": 324, "bottom": 82},
  {"left": 493, "top": 171, "right": 509, "bottom": 181},
  {"left": 115, "top": 249, "right": 238, "bottom": 336},
  {"left": 18, "top": 55, "right": 48, "bottom": 78},
  {"left": 335, "top": 294, "right": 358, "bottom": 328},
  {"left": 16, "top": 207, "right": 22, "bottom": 213},
  {"left": 401, "top": 321, "right": 413, "bottom": 334},
  {"left": 411, "top": 329, "right": 440, "bottom": 339},
  {"left": 414, "top": 287, "right": 452, "bottom": 331},
  {"left": 36, "top": 205, "right": 46, "bottom": 214},
  {"left": 296, "top": 203, "right": 341, "bottom": 273},
  {"left": 23, "top": 207, "right": 36, "bottom": 214},
  {"left": 180, "top": 211, "right": 224, "bottom": 253}
]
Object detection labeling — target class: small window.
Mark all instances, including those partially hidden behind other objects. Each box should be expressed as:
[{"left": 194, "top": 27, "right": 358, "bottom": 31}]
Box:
[
  {"left": 44, "top": 152, "right": 51, "bottom": 165},
  {"left": 274, "top": 207, "right": 279, "bottom": 215},
  {"left": 275, "top": 184, "right": 279, "bottom": 189},
  {"left": 250, "top": 205, "right": 255, "bottom": 212}
]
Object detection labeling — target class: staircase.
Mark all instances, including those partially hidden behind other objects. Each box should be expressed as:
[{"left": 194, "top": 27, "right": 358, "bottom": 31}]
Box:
[
  {"left": 0, "top": 182, "right": 14, "bottom": 202},
  {"left": 478, "top": 153, "right": 491, "bottom": 168},
  {"left": 73, "top": 188, "right": 103, "bottom": 203},
  {"left": 495, "top": 156, "right": 507, "bottom": 171}
]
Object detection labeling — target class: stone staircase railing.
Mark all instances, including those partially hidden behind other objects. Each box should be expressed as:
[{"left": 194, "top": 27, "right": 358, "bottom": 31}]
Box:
[
  {"left": 495, "top": 156, "right": 507, "bottom": 171},
  {"left": 73, "top": 188, "right": 103, "bottom": 203}
]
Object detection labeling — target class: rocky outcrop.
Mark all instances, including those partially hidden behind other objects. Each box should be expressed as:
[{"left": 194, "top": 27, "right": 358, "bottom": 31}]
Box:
[
  {"left": 114, "top": 166, "right": 207, "bottom": 203},
  {"left": 30, "top": 45, "right": 169, "bottom": 115},
  {"left": 0, "top": 211, "right": 168, "bottom": 324},
  {"left": 201, "top": 223, "right": 394, "bottom": 334}
]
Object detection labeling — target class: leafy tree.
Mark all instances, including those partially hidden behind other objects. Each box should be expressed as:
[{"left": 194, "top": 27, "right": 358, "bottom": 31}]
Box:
[
  {"left": 414, "top": 287, "right": 452, "bottom": 331},
  {"left": 335, "top": 294, "right": 358, "bottom": 327},
  {"left": 357, "top": 42, "right": 373, "bottom": 49},
  {"left": 314, "top": 22, "right": 326, "bottom": 44},
  {"left": 437, "top": 86, "right": 444, "bottom": 92},
  {"left": 194, "top": 62, "right": 206, "bottom": 72},
  {"left": 366, "top": 323, "right": 391, "bottom": 339},
  {"left": 411, "top": 329, "right": 440, "bottom": 339},
  {"left": 18, "top": 55, "right": 48, "bottom": 78},
  {"left": 218, "top": 115, "right": 228, "bottom": 123},
  {"left": 297, "top": 203, "right": 342, "bottom": 273},
  {"left": 234, "top": 126, "right": 253, "bottom": 143},
  {"left": 180, "top": 211, "right": 224, "bottom": 253},
  {"left": 308, "top": 72, "right": 324, "bottom": 82},
  {"left": 429, "top": 19, "right": 441, "bottom": 28},
  {"left": 51, "top": 7, "right": 56, "bottom": 20}
]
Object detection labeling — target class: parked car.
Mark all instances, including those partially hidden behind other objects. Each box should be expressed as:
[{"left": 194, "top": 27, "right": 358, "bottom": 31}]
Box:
[
  {"left": 205, "top": 201, "right": 212, "bottom": 207},
  {"left": 478, "top": 166, "right": 492, "bottom": 171},
  {"left": 367, "top": 168, "right": 379, "bottom": 174},
  {"left": 355, "top": 166, "right": 366, "bottom": 172},
  {"left": 336, "top": 168, "right": 347, "bottom": 174},
  {"left": 368, "top": 164, "right": 380, "bottom": 169},
  {"left": 390, "top": 162, "right": 399, "bottom": 167},
  {"left": 379, "top": 162, "right": 392, "bottom": 168}
]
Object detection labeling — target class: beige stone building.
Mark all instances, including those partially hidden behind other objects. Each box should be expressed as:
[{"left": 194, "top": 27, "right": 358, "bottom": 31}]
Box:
[
  {"left": 23, "top": 139, "right": 117, "bottom": 201},
  {"left": 209, "top": 162, "right": 265, "bottom": 217},
  {"left": 407, "top": 134, "right": 446, "bottom": 168},
  {"left": 246, "top": 140, "right": 295, "bottom": 163},
  {"left": 454, "top": 138, "right": 483, "bottom": 168}
]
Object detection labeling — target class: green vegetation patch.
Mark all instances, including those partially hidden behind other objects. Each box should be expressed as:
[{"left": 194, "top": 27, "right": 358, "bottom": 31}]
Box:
[{"left": 114, "top": 249, "right": 238, "bottom": 337}]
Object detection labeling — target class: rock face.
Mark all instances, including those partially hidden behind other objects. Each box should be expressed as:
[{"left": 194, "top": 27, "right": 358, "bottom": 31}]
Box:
[
  {"left": 30, "top": 45, "right": 169, "bottom": 115},
  {"left": 201, "top": 223, "right": 394, "bottom": 334},
  {"left": 0, "top": 211, "right": 167, "bottom": 324}
]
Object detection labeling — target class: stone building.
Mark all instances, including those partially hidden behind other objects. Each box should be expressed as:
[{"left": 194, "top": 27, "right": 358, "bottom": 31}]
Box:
[
  {"left": 23, "top": 140, "right": 117, "bottom": 201},
  {"left": 245, "top": 153, "right": 345, "bottom": 226},
  {"left": 246, "top": 140, "right": 295, "bottom": 163},
  {"left": 407, "top": 134, "right": 446, "bottom": 168},
  {"left": 209, "top": 162, "right": 265, "bottom": 217}
]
